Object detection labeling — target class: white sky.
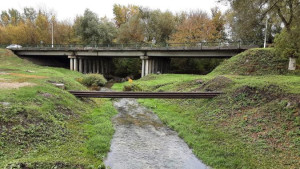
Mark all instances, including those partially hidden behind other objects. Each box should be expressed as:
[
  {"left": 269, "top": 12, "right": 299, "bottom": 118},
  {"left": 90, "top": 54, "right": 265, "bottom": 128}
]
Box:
[{"left": 0, "top": 0, "right": 228, "bottom": 21}]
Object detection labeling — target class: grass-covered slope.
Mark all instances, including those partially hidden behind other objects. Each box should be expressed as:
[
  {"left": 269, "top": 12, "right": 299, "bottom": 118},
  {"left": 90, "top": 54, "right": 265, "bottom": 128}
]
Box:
[
  {"left": 0, "top": 49, "right": 117, "bottom": 168},
  {"left": 112, "top": 48, "right": 300, "bottom": 168},
  {"left": 212, "top": 48, "right": 299, "bottom": 75}
]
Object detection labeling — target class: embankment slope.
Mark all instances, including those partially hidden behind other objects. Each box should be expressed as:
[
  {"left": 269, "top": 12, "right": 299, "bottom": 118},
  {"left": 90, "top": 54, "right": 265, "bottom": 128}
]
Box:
[{"left": 0, "top": 49, "right": 117, "bottom": 168}]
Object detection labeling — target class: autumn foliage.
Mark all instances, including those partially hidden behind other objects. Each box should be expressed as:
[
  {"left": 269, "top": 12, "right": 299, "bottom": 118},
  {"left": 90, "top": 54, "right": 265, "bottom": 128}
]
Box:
[
  {"left": 0, "top": 6, "right": 226, "bottom": 46},
  {"left": 0, "top": 8, "right": 78, "bottom": 45},
  {"left": 169, "top": 11, "right": 222, "bottom": 43}
]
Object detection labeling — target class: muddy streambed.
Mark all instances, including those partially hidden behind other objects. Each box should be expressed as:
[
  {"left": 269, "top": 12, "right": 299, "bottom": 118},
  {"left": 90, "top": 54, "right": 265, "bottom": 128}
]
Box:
[{"left": 104, "top": 98, "right": 209, "bottom": 169}]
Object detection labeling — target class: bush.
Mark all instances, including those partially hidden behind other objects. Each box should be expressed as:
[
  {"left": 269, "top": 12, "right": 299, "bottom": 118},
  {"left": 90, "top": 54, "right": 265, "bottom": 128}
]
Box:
[
  {"left": 78, "top": 74, "right": 107, "bottom": 88},
  {"left": 123, "top": 84, "right": 142, "bottom": 91}
]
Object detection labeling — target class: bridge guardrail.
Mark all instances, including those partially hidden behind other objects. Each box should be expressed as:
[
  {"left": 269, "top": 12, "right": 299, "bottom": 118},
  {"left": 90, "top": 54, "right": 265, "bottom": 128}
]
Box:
[{"left": 4, "top": 41, "right": 260, "bottom": 50}]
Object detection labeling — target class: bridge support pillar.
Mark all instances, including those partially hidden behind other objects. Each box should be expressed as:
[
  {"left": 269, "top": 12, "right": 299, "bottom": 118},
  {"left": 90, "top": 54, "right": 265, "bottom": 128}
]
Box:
[
  {"left": 83, "top": 59, "right": 87, "bottom": 73},
  {"left": 100, "top": 59, "right": 104, "bottom": 74},
  {"left": 68, "top": 56, "right": 112, "bottom": 76},
  {"left": 92, "top": 59, "right": 96, "bottom": 73},
  {"left": 76, "top": 57, "right": 112, "bottom": 75},
  {"left": 140, "top": 56, "right": 170, "bottom": 77},
  {"left": 74, "top": 58, "right": 78, "bottom": 71},
  {"left": 96, "top": 59, "right": 100, "bottom": 74},
  {"left": 88, "top": 59, "right": 92, "bottom": 73},
  {"left": 70, "top": 58, "right": 74, "bottom": 70},
  {"left": 140, "top": 56, "right": 149, "bottom": 77},
  {"left": 79, "top": 58, "right": 83, "bottom": 73},
  {"left": 68, "top": 56, "right": 77, "bottom": 71}
]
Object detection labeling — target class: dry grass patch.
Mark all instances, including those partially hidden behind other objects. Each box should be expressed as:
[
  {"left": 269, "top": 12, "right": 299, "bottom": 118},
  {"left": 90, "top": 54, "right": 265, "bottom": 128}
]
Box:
[
  {"left": 0, "top": 82, "right": 35, "bottom": 89},
  {"left": 9, "top": 73, "right": 46, "bottom": 79}
]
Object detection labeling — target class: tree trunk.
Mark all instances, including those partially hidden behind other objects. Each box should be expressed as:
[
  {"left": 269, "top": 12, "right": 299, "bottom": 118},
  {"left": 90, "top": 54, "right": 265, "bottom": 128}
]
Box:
[{"left": 288, "top": 57, "right": 296, "bottom": 70}]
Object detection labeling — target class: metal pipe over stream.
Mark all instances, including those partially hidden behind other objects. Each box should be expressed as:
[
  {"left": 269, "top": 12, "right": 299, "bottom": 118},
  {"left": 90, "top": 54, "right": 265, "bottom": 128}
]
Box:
[{"left": 69, "top": 91, "right": 223, "bottom": 99}]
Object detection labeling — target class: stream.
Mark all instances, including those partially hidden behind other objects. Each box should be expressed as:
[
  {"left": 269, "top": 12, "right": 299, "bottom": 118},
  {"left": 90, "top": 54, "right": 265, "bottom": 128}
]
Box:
[{"left": 104, "top": 98, "right": 209, "bottom": 169}]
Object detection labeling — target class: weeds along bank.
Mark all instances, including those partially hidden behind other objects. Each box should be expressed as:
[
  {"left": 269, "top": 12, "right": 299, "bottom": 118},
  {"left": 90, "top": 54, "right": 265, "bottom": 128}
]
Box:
[
  {"left": 0, "top": 49, "right": 117, "bottom": 168},
  {"left": 112, "top": 48, "right": 300, "bottom": 168}
]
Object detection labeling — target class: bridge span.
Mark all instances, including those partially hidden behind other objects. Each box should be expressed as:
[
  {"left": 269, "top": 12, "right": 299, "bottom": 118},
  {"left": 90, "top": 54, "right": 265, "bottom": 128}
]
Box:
[{"left": 11, "top": 42, "right": 257, "bottom": 77}]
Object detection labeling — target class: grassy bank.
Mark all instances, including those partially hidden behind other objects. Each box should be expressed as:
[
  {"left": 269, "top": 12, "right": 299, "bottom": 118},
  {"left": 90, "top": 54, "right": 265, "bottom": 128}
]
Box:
[
  {"left": 112, "top": 48, "right": 300, "bottom": 168},
  {"left": 0, "top": 49, "right": 117, "bottom": 168}
]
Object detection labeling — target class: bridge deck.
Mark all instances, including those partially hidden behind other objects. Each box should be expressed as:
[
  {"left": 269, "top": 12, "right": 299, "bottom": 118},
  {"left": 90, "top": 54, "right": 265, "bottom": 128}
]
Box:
[
  {"left": 69, "top": 91, "right": 223, "bottom": 99},
  {"left": 10, "top": 42, "right": 258, "bottom": 58}
]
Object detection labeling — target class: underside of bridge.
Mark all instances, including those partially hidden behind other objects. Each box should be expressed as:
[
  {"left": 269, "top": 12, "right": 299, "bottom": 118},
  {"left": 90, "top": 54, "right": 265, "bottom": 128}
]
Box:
[{"left": 68, "top": 55, "right": 171, "bottom": 77}]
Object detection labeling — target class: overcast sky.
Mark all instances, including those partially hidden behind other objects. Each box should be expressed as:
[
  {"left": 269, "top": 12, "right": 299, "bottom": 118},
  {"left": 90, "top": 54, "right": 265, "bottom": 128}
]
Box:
[{"left": 0, "top": 0, "right": 228, "bottom": 21}]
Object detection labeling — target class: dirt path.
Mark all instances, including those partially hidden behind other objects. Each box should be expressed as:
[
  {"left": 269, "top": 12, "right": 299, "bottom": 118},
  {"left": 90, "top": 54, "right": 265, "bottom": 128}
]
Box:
[{"left": 105, "top": 98, "right": 209, "bottom": 169}]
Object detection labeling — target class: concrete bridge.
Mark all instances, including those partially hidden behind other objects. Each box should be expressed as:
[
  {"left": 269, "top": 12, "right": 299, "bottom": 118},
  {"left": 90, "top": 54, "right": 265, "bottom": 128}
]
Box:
[{"left": 11, "top": 42, "right": 257, "bottom": 77}]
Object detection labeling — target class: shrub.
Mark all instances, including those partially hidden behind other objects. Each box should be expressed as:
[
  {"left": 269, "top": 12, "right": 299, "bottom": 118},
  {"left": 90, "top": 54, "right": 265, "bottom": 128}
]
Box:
[
  {"left": 123, "top": 84, "right": 142, "bottom": 91},
  {"left": 78, "top": 74, "right": 107, "bottom": 88}
]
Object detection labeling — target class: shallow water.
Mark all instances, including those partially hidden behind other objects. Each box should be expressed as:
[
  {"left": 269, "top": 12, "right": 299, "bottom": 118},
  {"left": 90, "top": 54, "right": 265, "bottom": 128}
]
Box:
[{"left": 104, "top": 98, "right": 209, "bottom": 169}]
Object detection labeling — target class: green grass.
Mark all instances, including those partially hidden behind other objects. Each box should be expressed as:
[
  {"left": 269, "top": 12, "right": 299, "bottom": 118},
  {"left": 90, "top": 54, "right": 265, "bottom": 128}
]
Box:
[
  {"left": 112, "top": 74, "right": 208, "bottom": 92},
  {"left": 113, "top": 48, "right": 300, "bottom": 168},
  {"left": 0, "top": 49, "right": 117, "bottom": 168},
  {"left": 211, "top": 48, "right": 300, "bottom": 76},
  {"left": 113, "top": 74, "right": 300, "bottom": 94},
  {"left": 138, "top": 99, "right": 262, "bottom": 168}
]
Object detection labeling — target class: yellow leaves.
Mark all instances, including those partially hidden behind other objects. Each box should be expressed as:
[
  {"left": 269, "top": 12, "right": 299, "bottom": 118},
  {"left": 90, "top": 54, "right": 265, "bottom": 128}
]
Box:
[
  {"left": 113, "top": 4, "right": 140, "bottom": 27},
  {"left": 169, "top": 11, "right": 222, "bottom": 43},
  {"left": 128, "top": 78, "right": 133, "bottom": 84},
  {"left": 0, "top": 11, "right": 77, "bottom": 45},
  {"left": 35, "top": 13, "right": 51, "bottom": 43}
]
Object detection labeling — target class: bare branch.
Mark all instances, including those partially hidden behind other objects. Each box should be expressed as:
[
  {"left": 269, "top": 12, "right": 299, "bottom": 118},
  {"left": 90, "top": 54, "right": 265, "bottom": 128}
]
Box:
[
  {"left": 261, "top": 0, "right": 281, "bottom": 17},
  {"left": 274, "top": 3, "right": 290, "bottom": 31},
  {"left": 287, "top": 0, "right": 293, "bottom": 25}
]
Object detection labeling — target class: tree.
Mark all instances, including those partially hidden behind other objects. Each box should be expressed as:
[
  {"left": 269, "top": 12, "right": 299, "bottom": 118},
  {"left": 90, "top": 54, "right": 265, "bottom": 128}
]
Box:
[
  {"left": 0, "top": 7, "right": 79, "bottom": 45},
  {"left": 35, "top": 12, "right": 51, "bottom": 44},
  {"left": 0, "top": 25, "right": 7, "bottom": 44},
  {"left": 211, "top": 7, "right": 226, "bottom": 40},
  {"left": 117, "top": 15, "right": 144, "bottom": 43},
  {"left": 275, "top": 17, "right": 300, "bottom": 70},
  {"left": 140, "top": 9, "right": 176, "bottom": 43},
  {"left": 220, "top": 0, "right": 299, "bottom": 32},
  {"left": 8, "top": 9, "right": 22, "bottom": 26},
  {"left": 225, "top": 3, "right": 265, "bottom": 43},
  {"left": 0, "top": 9, "right": 22, "bottom": 26},
  {"left": 169, "top": 11, "right": 219, "bottom": 43},
  {"left": 113, "top": 4, "right": 139, "bottom": 27},
  {"left": 73, "top": 16, "right": 83, "bottom": 42},
  {"left": 23, "top": 19, "right": 38, "bottom": 44},
  {"left": 23, "top": 7, "right": 37, "bottom": 22},
  {"left": 221, "top": 0, "right": 300, "bottom": 70},
  {"left": 54, "top": 20, "right": 74, "bottom": 44},
  {"left": 0, "top": 11, "right": 10, "bottom": 26},
  {"left": 74, "top": 9, "right": 117, "bottom": 44},
  {"left": 75, "top": 9, "right": 101, "bottom": 44},
  {"left": 98, "top": 17, "right": 117, "bottom": 44}
]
